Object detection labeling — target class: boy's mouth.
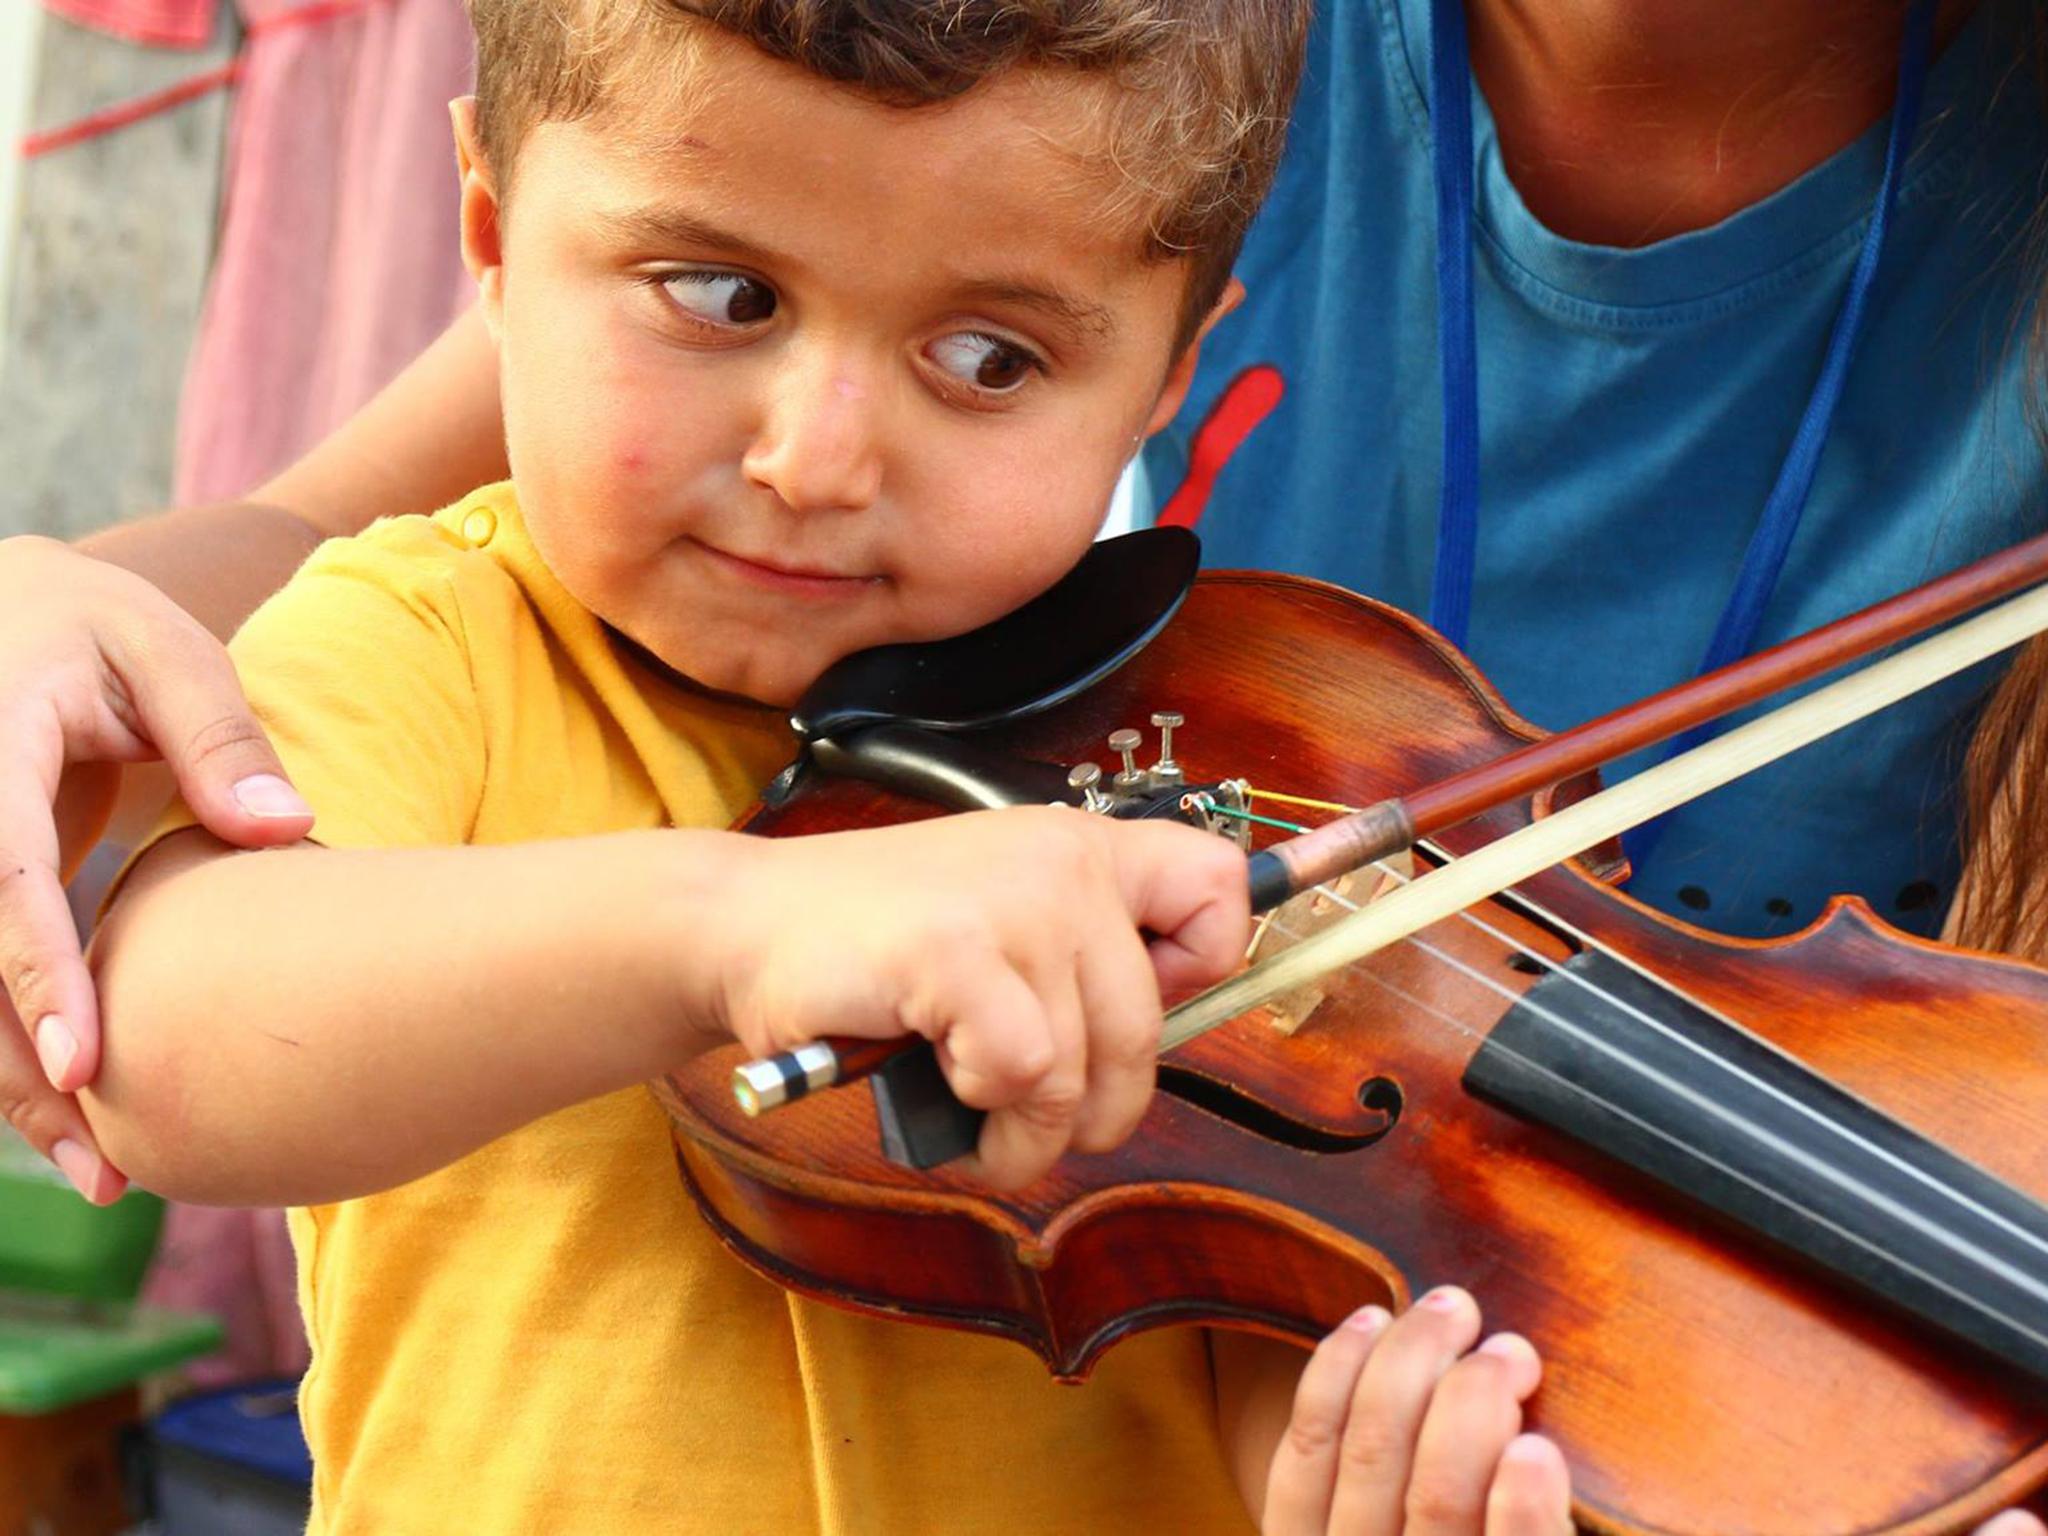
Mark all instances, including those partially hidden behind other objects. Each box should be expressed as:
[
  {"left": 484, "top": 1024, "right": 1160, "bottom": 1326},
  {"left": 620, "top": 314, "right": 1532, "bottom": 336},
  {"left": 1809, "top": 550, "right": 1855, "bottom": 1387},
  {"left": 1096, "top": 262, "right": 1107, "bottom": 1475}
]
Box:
[{"left": 691, "top": 539, "right": 883, "bottom": 600}]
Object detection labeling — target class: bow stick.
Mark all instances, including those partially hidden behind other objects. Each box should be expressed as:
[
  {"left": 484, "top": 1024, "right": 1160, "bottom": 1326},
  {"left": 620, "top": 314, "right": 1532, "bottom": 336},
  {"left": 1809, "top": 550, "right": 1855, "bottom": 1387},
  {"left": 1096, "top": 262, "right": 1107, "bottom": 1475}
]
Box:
[
  {"left": 1166, "top": 578, "right": 2048, "bottom": 1048},
  {"left": 1246, "top": 526, "right": 2048, "bottom": 905}
]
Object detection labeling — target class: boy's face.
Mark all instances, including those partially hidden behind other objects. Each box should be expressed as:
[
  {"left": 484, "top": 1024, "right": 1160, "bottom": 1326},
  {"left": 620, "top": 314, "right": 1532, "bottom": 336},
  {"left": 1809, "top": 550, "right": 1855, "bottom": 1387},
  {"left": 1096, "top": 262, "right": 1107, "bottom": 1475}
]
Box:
[{"left": 457, "top": 31, "right": 1229, "bottom": 707}]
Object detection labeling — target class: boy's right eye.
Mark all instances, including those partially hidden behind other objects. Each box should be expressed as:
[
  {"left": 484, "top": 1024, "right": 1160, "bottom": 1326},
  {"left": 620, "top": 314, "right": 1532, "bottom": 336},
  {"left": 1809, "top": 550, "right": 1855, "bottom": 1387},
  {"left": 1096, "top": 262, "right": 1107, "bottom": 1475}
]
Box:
[{"left": 660, "top": 271, "right": 778, "bottom": 328}]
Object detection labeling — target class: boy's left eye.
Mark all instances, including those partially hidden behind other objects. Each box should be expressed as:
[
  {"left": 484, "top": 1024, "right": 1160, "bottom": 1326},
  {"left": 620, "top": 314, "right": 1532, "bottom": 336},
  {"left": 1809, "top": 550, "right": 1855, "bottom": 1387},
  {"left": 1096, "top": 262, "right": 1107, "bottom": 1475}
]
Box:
[
  {"left": 926, "top": 332, "right": 1043, "bottom": 395},
  {"left": 661, "top": 271, "right": 778, "bottom": 327}
]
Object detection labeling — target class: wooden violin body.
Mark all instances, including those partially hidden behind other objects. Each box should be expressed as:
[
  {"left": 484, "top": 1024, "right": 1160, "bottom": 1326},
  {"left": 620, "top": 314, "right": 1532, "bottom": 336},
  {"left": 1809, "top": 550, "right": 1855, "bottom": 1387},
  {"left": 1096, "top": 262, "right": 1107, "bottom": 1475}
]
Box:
[{"left": 655, "top": 571, "right": 2048, "bottom": 1536}]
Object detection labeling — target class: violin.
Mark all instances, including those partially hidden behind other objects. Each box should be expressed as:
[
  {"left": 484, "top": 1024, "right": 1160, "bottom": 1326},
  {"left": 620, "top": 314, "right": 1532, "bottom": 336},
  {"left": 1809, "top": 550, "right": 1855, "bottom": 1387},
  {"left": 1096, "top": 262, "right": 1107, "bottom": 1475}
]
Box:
[{"left": 653, "top": 536, "right": 2048, "bottom": 1535}]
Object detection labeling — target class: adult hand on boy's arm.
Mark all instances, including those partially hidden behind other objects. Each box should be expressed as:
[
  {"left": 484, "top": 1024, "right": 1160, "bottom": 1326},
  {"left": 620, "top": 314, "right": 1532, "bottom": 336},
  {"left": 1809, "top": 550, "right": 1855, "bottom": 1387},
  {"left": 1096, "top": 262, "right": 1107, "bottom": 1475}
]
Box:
[
  {"left": 0, "top": 303, "right": 506, "bottom": 1198},
  {"left": 0, "top": 536, "right": 313, "bottom": 1202}
]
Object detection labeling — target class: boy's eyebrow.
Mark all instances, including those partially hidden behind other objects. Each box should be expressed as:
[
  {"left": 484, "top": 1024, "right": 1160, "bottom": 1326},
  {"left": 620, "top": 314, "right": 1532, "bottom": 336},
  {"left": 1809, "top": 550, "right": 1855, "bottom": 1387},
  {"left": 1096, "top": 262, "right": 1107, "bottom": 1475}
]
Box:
[
  {"left": 952, "top": 280, "right": 1119, "bottom": 342},
  {"left": 598, "top": 206, "right": 784, "bottom": 268}
]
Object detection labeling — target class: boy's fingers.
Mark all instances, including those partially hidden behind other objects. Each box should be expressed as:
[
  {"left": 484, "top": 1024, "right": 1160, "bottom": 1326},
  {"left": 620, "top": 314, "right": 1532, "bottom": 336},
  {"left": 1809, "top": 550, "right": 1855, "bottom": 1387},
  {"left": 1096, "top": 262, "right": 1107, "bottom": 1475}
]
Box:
[
  {"left": 106, "top": 622, "right": 313, "bottom": 849},
  {"left": 1068, "top": 923, "right": 1163, "bottom": 1153},
  {"left": 1263, "top": 1305, "right": 1389, "bottom": 1536},
  {"left": 972, "top": 965, "right": 1085, "bottom": 1191},
  {"left": 1483, "top": 1436, "right": 1573, "bottom": 1536},
  {"left": 1404, "top": 1334, "right": 1541, "bottom": 1536},
  {"left": 934, "top": 958, "right": 1053, "bottom": 1110},
  {"left": 1324, "top": 1287, "right": 1485, "bottom": 1536},
  {"left": 1117, "top": 822, "right": 1251, "bottom": 1000}
]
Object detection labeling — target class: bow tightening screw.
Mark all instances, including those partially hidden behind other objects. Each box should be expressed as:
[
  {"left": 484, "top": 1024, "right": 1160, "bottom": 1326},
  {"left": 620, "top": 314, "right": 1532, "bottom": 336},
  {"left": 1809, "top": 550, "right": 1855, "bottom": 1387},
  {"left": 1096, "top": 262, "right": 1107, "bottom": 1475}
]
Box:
[
  {"left": 1150, "top": 711, "right": 1185, "bottom": 786},
  {"left": 1068, "top": 762, "right": 1113, "bottom": 814},
  {"left": 1108, "top": 729, "right": 1145, "bottom": 792}
]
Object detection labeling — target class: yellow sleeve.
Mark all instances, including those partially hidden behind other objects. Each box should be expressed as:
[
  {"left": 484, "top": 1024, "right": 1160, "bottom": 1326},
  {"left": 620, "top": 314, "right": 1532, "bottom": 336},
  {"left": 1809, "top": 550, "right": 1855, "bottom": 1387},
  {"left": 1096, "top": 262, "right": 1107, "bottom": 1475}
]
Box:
[{"left": 139, "top": 516, "right": 494, "bottom": 858}]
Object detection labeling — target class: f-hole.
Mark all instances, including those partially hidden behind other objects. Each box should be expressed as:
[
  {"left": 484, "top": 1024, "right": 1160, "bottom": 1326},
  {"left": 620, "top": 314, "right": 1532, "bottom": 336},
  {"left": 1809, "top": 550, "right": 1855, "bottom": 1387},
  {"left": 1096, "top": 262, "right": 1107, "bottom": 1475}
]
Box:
[{"left": 1156, "top": 1066, "right": 1398, "bottom": 1154}]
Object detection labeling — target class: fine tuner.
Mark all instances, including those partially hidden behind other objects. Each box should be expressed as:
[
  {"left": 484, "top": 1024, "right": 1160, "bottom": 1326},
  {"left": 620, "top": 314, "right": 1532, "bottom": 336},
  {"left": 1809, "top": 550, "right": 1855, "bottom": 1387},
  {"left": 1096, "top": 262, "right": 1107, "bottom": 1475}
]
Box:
[{"left": 1064, "top": 714, "right": 1248, "bottom": 845}]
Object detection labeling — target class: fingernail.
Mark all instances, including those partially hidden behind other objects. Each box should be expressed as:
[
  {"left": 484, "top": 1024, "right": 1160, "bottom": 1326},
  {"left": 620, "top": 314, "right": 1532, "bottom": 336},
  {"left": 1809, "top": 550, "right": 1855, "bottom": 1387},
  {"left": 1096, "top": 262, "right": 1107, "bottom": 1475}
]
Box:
[
  {"left": 50, "top": 1139, "right": 103, "bottom": 1202},
  {"left": 35, "top": 1016, "right": 76, "bottom": 1086},
  {"left": 1477, "top": 1332, "right": 1532, "bottom": 1362},
  {"left": 1975, "top": 1515, "right": 2047, "bottom": 1536},
  {"left": 1420, "top": 1285, "right": 1471, "bottom": 1313},
  {"left": 1478, "top": 1331, "right": 1543, "bottom": 1395},
  {"left": 1344, "top": 1305, "right": 1390, "bottom": 1335},
  {"left": 233, "top": 774, "right": 312, "bottom": 820},
  {"left": 1502, "top": 1433, "right": 1555, "bottom": 1466}
]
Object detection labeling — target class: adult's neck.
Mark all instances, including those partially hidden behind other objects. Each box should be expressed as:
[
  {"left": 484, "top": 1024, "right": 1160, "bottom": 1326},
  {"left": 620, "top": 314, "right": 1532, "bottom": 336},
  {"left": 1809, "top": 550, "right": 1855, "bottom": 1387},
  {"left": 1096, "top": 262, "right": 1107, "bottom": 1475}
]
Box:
[{"left": 1465, "top": 0, "right": 1978, "bottom": 247}]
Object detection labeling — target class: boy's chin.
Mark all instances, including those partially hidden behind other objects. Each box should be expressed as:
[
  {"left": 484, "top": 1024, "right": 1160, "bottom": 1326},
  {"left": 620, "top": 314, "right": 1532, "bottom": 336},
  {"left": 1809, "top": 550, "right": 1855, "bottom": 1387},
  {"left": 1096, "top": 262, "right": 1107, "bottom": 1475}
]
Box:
[{"left": 608, "top": 629, "right": 820, "bottom": 714}]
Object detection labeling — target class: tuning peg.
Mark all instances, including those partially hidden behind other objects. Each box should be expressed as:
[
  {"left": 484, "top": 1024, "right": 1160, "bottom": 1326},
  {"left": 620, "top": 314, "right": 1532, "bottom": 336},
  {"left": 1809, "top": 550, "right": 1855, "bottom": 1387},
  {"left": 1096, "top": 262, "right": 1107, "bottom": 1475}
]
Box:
[
  {"left": 1150, "top": 711, "right": 1185, "bottom": 785},
  {"left": 1068, "top": 762, "right": 1112, "bottom": 813},
  {"left": 1109, "top": 729, "right": 1145, "bottom": 792}
]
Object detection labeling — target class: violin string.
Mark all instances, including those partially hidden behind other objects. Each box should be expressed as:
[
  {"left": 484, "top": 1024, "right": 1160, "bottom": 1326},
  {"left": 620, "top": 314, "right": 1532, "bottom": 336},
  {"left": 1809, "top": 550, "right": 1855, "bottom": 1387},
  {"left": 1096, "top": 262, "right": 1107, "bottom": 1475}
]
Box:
[
  {"left": 1257, "top": 893, "right": 2048, "bottom": 1329},
  {"left": 1353, "top": 852, "right": 2048, "bottom": 1272},
  {"left": 1231, "top": 790, "right": 2048, "bottom": 1268}
]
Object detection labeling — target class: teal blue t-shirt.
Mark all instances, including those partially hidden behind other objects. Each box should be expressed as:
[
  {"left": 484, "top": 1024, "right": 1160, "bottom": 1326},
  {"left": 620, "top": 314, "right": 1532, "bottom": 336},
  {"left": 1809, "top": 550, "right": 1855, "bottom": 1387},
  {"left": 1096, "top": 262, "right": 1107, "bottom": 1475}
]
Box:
[{"left": 1144, "top": 0, "right": 2048, "bottom": 938}]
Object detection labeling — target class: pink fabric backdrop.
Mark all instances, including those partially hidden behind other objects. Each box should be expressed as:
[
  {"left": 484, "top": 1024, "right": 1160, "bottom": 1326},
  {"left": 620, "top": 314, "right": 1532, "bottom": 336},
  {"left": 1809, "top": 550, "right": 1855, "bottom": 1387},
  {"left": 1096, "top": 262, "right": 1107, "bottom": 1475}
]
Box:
[
  {"left": 55, "top": 0, "right": 477, "bottom": 1382},
  {"left": 175, "top": 0, "right": 477, "bottom": 505},
  {"left": 43, "top": 0, "right": 216, "bottom": 48}
]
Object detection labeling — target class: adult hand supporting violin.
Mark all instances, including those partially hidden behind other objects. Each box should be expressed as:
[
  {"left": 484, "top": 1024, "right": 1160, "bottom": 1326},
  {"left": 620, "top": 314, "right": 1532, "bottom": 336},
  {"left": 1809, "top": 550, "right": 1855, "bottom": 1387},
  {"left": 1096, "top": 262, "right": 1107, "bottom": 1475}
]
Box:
[
  {"left": 1222, "top": 1289, "right": 1566, "bottom": 1536},
  {"left": 1238, "top": 1293, "right": 2048, "bottom": 1536}
]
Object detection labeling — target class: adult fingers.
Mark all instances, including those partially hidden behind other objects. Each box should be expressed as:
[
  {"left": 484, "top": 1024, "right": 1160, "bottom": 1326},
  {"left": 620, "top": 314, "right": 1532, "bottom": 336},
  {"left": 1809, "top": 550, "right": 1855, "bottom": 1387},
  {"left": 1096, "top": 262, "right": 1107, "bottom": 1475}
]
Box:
[
  {"left": 0, "top": 749, "right": 101, "bottom": 1094},
  {"left": 1404, "top": 1333, "right": 1542, "bottom": 1536},
  {"left": 1262, "top": 1305, "right": 1389, "bottom": 1536},
  {"left": 1483, "top": 1436, "right": 1573, "bottom": 1536},
  {"left": 103, "top": 616, "right": 312, "bottom": 849},
  {"left": 0, "top": 984, "right": 124, "bottom": 1203},
  {"left": 1324, "top": 1286, "right": 1485, "bottom": 1536}
]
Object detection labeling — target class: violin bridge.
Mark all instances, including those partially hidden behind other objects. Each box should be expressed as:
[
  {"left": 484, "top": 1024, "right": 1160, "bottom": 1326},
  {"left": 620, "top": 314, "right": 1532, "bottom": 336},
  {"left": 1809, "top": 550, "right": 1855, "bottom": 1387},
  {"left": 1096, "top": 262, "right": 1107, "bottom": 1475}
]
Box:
[{"left": 1251, "top": 853, "right": 1414, "bottom": 1036}]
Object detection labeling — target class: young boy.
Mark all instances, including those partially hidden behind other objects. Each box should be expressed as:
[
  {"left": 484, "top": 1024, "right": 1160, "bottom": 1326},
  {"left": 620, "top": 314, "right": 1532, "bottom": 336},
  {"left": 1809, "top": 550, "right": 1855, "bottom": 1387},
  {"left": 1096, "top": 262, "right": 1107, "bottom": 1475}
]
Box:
[{"left": 79, "top": 2, "right": 1359, "bottom": 1530}]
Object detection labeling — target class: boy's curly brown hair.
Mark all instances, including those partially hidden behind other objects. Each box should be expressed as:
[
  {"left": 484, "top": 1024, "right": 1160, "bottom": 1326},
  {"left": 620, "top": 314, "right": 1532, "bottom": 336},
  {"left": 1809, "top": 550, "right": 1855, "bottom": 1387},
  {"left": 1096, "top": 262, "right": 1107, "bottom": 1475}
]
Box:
[{"left": 466, "top": 0, "right": 1311, "bottom": 344}]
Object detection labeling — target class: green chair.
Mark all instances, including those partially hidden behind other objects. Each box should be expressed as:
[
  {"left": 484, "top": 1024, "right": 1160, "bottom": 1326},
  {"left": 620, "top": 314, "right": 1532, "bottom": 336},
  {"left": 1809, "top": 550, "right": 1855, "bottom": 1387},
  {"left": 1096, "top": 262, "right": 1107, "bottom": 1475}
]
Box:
[{"left": 0, "top": 1130, "right": 223, "bottom": 1534}]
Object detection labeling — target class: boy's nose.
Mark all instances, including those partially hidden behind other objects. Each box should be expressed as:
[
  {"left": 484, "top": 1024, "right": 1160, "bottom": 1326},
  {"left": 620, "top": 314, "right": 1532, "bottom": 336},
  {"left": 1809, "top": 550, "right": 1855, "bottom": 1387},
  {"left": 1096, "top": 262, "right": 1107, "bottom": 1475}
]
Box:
[{"left": 742, "top": 359, "right": 886, "bottom": 515}]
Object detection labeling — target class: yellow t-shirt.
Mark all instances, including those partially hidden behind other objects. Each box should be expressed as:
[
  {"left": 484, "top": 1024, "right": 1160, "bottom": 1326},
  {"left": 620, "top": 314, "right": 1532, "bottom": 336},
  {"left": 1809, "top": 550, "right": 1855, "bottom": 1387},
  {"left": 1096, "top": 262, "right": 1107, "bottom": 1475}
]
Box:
[{"left": 162, "top": 484, "right": 1251, "bottom": 1535}]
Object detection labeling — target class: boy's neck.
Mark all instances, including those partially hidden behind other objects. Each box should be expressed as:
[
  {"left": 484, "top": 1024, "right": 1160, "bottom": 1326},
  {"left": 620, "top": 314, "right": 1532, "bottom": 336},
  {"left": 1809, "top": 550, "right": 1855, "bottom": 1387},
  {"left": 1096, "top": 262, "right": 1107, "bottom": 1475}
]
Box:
[{"left": 1466, "top": 0, "right": 1979, "bottom": 247}]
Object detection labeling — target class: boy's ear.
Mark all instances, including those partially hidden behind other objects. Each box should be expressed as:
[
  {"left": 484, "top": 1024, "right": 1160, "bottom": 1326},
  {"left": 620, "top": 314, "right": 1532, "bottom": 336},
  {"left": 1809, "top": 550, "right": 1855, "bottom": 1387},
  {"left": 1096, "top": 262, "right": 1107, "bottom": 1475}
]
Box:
[
  {"left": 451, "top": 98, "right": 507, "bottom": 342},
  {"left": 1142, "top": 277, "right": 1246, "bottom": 439}
]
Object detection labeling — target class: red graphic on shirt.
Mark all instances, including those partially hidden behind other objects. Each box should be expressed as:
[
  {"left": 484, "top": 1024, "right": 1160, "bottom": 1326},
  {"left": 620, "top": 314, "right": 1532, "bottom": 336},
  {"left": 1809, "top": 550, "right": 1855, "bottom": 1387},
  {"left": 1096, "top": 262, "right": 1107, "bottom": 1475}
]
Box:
[{"left": 1157, "top": 364, "right": 1286, "bottom": 528}]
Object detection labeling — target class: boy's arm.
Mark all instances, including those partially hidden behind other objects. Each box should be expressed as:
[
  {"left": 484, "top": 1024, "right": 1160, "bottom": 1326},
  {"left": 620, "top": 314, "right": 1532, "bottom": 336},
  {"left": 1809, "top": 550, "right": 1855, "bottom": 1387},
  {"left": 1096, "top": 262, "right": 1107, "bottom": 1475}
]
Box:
[
  {"left": 83, "top": 825, "right": 732, "bottom": 1207},
  {"left": 84, "top": 805, "right": 1250, "bottom": 1207}
]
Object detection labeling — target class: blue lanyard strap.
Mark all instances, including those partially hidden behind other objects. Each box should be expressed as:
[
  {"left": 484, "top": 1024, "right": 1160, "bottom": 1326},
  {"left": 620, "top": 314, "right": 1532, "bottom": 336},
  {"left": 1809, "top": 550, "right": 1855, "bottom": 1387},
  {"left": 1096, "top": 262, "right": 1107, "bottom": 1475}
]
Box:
[
  {"left": 1426, "top": 0, "right": 1938, "bottom": 668},
  {"left": 1426, "top": 0, "right": 1481, "bottom": 649}
]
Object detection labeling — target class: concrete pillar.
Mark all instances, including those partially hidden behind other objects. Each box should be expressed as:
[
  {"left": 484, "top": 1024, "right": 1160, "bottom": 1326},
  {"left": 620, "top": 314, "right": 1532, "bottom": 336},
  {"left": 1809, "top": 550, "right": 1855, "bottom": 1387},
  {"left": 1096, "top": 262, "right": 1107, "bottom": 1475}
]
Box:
[{"left": 0, "top": 8, "right": 236, "bottom": 539}]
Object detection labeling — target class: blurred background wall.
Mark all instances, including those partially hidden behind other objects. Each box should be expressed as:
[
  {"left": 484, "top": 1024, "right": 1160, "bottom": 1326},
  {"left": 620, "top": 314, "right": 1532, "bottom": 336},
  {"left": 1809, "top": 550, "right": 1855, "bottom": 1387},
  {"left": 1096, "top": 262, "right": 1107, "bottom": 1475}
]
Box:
[{"left": 0, "top": 6, "right": 235, "bottom": 538}]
